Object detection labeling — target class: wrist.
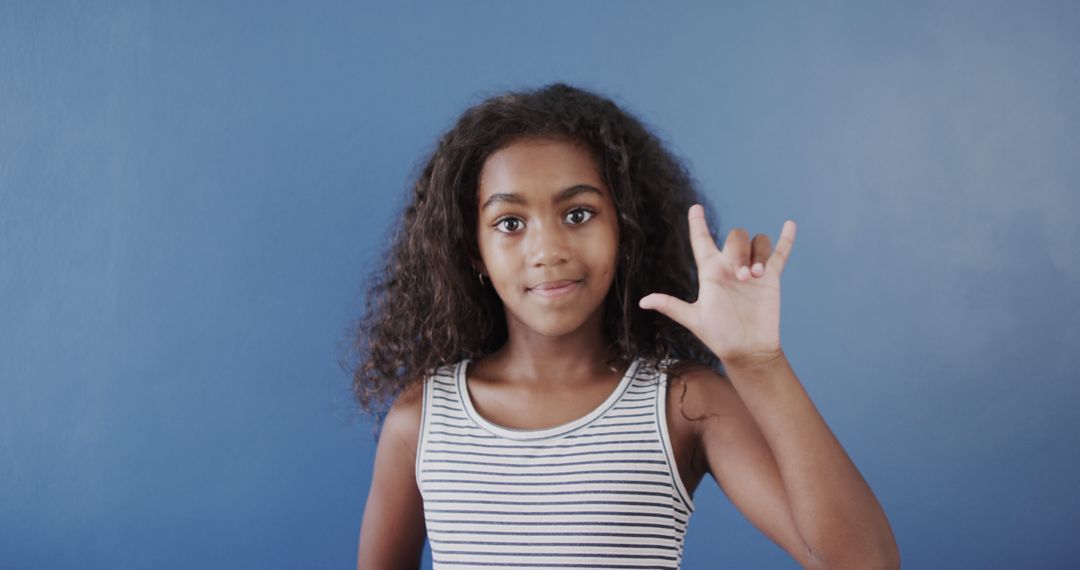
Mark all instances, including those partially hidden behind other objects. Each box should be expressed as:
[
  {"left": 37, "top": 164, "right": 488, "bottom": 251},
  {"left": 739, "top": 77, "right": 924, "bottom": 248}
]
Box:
[{"left": 719, "top": 347, "right": 786, "bottom": 373}]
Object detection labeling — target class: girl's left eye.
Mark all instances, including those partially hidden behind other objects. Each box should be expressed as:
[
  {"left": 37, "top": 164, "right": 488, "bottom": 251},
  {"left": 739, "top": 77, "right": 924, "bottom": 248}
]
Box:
[
  {"left": 565, "top": 207, "right": 596, "bottom": 225},
  {"left": 493, "top": 207, "right": 596, "bottom": 234}
]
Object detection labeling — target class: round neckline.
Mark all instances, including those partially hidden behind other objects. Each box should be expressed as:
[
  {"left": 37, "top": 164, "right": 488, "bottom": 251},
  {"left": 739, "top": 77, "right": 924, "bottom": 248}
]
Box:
[{"left": 457, "top": 356, "right": 641, "bottom": 440}]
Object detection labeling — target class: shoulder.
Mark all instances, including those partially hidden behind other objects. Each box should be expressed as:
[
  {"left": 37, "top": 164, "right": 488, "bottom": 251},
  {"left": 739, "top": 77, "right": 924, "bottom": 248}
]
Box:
[
  {"left": 379, "top": 376, "right": 427, "bottom": 456},
  {"left": 359, "top": 375, "right": 430, "bottom": 567},
  {"left": 664, "top": 360, "right": 740, "bottom": 433},
  {"left": 664, "top": 359, "right": 730, "bottom": 396}
]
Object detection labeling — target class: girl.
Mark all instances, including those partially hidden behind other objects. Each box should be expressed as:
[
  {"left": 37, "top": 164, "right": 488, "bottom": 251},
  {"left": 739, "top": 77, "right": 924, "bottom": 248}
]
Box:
[{"left": 350, "top": 83, "right": 899, "bottom": 569}]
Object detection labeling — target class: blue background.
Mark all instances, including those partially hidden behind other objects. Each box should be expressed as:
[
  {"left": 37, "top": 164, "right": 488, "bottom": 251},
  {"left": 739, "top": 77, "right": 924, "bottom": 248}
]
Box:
[{"left": 2, "top": 1, "right": 1078, "bottom": 568}]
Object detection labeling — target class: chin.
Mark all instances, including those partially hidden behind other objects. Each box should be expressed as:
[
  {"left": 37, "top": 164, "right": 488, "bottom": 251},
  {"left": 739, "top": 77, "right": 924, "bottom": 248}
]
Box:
[
  {"left": 528, "top": 321, "right": 590, "bottom": 338},
  {"left": 520, "top": 307, "right": 605, "bottom": 338}
]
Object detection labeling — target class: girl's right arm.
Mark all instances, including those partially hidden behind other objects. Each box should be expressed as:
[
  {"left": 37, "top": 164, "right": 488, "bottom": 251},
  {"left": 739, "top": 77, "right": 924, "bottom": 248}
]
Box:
[{"left": 357, "top": 381, "right": 427, "bottom": 570}]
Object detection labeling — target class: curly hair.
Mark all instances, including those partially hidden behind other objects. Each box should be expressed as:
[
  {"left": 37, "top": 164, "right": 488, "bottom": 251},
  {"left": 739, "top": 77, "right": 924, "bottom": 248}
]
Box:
[{"left": 341, "top": 82, "right": 728, "bottom": 439}]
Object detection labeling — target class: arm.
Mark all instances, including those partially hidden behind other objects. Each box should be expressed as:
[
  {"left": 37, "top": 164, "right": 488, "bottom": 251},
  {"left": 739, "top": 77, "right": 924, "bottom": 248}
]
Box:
[
  {"left": 686, "top": 353, "right": 899, "bottom": 569},
  {"left": 639, "top": 208, "right": 898, "bottom": 567},
  {"left": 357, "top": 381, "right": 427, "bottom": 570}
]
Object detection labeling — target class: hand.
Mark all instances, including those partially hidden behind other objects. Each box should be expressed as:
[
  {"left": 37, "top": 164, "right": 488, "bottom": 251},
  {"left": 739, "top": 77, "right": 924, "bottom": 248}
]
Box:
[{"left": 638, "top": 204, "right": 797, "bottom": 366}]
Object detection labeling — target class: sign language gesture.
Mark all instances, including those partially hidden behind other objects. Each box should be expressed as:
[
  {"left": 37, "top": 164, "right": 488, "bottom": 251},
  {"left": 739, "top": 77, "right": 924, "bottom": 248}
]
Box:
[{"left": 638, "top": 204, "right": 797, "bottom": 367}]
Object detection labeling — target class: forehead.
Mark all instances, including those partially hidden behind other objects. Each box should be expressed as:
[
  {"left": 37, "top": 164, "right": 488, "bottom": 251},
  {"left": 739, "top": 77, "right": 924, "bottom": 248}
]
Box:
[{"left": 477, "top": 137, "right": 604, "bottom": 198}]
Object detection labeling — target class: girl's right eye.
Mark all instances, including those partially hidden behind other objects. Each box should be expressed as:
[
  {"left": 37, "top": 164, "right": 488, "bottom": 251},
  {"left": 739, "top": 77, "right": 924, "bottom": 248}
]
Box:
[{"left": 494, "top": 217, "right": 523, "bottom": 233}]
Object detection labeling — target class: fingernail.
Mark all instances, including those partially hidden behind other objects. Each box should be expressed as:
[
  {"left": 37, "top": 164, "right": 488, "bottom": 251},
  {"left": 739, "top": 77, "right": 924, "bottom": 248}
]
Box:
[
  {"left": 738, "top": 266, "right": 749, "bottom": 279},
  {"left": 751, "top": 262, "right": 763, "bottom": 276}
]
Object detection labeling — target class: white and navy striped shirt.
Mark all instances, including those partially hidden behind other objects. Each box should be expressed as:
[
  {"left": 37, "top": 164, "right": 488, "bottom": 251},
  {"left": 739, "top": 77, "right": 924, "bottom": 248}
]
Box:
[{"left": 416, "top": 356, "right": 696, "bottom": 569}]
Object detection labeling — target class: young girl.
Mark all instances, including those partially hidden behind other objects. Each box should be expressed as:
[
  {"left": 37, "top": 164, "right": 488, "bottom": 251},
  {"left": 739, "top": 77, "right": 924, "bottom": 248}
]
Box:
[{"left": 350, "top": 83, "right": 899, "bottom": 569}]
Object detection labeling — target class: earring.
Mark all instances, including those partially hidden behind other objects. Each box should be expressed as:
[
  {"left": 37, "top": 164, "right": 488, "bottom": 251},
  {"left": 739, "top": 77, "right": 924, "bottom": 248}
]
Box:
[{"left": 478, "top": 272, "right": 486, "bottom": 286}]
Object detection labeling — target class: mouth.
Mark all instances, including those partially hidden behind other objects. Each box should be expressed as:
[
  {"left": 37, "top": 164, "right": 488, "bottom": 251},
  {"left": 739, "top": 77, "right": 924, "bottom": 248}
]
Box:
[{"left": 527, "top": 279, "right": 582, "bottom": 299}]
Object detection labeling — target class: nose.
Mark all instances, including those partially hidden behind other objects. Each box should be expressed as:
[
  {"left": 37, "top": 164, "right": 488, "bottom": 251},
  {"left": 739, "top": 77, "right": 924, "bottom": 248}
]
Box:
[{"left": 527, "top": 217, "right": 570, "bottom": 267}]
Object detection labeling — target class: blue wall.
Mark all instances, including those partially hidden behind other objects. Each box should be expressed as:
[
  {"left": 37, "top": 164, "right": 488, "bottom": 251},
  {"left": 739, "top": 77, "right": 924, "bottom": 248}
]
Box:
[{"left": 2, "top": 1, "right": 1078, "bottom": 568}]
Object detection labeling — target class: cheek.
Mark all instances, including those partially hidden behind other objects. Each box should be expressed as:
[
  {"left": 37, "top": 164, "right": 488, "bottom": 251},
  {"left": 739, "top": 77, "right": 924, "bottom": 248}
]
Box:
[
  {"left": 482, "top": 241, "right": 519, "bottom": 278},
  {"left": 584, "top": 228, "right": 619, "bottom": 280}
]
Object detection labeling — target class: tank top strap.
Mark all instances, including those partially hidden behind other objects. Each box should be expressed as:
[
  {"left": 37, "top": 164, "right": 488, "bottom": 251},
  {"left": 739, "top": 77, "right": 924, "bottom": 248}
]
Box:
[
  {"left": 415, "top": 361, "right": 468, "bottom": 485},
  {"left": 650, "top": 356, "right": 696, "bottom": 511}
]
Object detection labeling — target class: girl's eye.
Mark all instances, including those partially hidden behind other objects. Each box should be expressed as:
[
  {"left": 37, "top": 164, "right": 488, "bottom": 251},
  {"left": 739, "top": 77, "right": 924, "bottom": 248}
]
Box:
[
  {"left": 493, "top": 207, "right": 596, "bottom": 234},
  {"left": 494, "top": 217, "right": 523, "bottom": 233}
]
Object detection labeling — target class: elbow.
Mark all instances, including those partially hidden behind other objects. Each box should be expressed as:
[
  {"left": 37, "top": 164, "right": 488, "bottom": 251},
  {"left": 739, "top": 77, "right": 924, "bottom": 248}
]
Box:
[
  {"left": 855, "top": 547, "right": 900, "bottom": 570},
  {"left": 807, "top": 533, "right": 900, "bottom": 570},
  {"left": 878, "top": 542, "right": 902, "bottom": 570},
  {"left": 812, "top": 544, "right": 900, "bottom": 570},
  {"left": 863, "top": 548, "right": 900, "bottom": 570}
]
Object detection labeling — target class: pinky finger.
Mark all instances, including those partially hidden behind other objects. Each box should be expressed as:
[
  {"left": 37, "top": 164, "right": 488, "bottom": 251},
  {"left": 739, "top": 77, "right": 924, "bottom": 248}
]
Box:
[{"left": 768, "top": 220, "right": 797, "bottom": 275}]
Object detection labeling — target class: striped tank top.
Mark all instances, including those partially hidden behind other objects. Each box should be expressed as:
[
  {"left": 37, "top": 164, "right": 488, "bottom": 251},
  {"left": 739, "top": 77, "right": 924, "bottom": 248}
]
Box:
[{"left": 416, "top": 355, "right": 696, "bottom": 569}]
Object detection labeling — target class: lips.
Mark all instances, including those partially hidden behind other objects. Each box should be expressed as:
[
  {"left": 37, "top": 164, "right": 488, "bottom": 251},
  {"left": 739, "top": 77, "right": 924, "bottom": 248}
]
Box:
[
  {"left": 529, "top": 279, "right": 581, "bottom": 291},
  {"left": 527, "top": 279, "right": 582, "bottom": 299}
]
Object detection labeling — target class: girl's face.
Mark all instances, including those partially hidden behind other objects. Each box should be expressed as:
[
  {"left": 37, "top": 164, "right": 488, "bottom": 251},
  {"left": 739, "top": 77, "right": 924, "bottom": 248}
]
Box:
[{"left": 474, "top": 136, "right": 619, "bottom": 338}]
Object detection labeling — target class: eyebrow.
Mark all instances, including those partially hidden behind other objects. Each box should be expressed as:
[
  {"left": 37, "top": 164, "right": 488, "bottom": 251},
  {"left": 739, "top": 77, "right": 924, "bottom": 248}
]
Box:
[{"left": 481, "top": 184, "right": 603, "bottom": 211}]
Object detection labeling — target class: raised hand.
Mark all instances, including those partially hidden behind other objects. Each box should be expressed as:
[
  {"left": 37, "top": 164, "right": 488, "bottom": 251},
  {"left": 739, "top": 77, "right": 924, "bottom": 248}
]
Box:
[{"left": 638, "top": 204, "right": 796, "bottom": 367}]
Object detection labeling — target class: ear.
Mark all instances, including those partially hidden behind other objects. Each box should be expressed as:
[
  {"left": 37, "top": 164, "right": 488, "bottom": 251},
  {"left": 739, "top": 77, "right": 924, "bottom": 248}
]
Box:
[{"left": 470, "top": 256, "right": 487, "bottom": 276}]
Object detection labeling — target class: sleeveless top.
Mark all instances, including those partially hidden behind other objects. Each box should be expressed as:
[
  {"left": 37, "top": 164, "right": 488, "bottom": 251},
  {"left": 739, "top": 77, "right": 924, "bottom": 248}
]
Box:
[{"left": 416, "top": 355, "right": 696, "bottom": 569}]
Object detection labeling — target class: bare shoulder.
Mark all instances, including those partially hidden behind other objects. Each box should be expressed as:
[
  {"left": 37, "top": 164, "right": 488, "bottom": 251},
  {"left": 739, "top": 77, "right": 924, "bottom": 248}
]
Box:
[
  {"left": 381, "top": 378, "right": 426, "bottom": 458},
  {"left": 357, "top": 376, "right": 428, "bottom": 569},
  {"left": 659, "top": 361, "right": 729, "bottom": 490},
  {"left": 664, "top": 360, "right": 750, "bottom": 476},
  {"left": 665, "top": 361, "right": 740, "bottom": 432},
  {"left": 389, "top": 377, "right": 425, "bottom": 417}
]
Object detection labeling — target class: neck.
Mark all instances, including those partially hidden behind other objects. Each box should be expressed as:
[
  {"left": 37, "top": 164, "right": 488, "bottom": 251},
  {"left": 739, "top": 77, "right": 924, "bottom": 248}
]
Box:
[{"left": 481, "top": 308, "right": 625, "bottom": 386}]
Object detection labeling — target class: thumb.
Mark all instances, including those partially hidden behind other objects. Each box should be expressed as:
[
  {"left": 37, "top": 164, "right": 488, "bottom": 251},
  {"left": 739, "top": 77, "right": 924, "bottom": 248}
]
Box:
[{"left": 638, "top": 293, "right": 694, "bottom": 327}]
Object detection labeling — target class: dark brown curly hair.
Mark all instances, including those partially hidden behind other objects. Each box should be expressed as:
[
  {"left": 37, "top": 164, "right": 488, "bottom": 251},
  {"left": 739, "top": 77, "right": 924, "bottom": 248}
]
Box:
[{"left": 341, "top": 82, "right": 728, "bottom": 439}]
